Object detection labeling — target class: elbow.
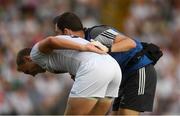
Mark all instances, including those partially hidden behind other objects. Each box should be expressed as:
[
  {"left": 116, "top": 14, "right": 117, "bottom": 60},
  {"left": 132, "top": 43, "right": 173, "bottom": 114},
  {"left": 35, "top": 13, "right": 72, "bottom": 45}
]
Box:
[
  {"left": 46, "top": 36, "right": 55, "bottom": 46},
  {"left": 131, "top": 40, "right": 137, "bottom": 48},
  {"left": 129, "top": 39, "right": 136, "bottom": 49}
]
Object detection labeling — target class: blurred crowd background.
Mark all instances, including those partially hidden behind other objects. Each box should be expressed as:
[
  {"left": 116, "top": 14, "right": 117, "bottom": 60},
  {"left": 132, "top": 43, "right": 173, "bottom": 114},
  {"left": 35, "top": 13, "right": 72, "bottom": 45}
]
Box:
[{"left": 0, "top": 0, "right": 180, "bottom": 115}]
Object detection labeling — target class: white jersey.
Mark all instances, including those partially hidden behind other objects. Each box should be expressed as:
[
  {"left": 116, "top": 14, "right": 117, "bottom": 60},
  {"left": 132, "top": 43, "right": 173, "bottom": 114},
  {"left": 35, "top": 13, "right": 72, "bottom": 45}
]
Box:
[{"left": 30, "top": 35, "right": 107, "bottom": 75}]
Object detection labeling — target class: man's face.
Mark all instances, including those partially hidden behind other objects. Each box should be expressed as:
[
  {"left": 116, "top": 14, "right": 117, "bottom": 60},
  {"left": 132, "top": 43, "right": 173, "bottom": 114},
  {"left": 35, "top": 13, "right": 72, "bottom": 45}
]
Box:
[{"left": 18, "top": 61, "right": 42, "bottom": 77}]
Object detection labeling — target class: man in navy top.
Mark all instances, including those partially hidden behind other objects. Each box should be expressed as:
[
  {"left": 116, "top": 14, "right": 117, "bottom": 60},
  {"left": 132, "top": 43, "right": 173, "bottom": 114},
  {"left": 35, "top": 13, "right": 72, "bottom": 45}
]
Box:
[{"left": 53, "top": 12, "right": 157, "bottom": 115}]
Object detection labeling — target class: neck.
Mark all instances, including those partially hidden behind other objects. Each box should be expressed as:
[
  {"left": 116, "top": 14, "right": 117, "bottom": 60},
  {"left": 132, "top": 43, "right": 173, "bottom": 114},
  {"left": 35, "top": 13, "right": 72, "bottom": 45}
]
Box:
[{"left": 71, "top": 30, "right": 85, "bottom": 38}]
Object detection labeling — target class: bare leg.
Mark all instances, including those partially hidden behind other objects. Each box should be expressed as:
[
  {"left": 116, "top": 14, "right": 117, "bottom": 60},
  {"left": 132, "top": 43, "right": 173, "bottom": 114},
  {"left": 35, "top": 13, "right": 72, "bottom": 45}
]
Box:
[
  {"left": 89, "top": 98, "right": 113, "bottom": 115},
  {"left": 65, "top": 97, "right": 97, "bottom": 115},
  {"left": 119, "top": 108, "right": 140, "bottom": 115}
]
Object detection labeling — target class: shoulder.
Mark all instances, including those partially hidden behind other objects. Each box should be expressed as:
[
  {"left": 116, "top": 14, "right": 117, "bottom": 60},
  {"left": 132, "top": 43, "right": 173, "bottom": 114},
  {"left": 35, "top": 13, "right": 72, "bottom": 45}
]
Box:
[
  {"left": 86, "top": 25, "right": 122, "bottom": 39},
  {"left": 30, "top": 43, "right": 48, "bottom": 68},
  {"left": 30, "top": 43, "right": 47, "bottom": 58}
]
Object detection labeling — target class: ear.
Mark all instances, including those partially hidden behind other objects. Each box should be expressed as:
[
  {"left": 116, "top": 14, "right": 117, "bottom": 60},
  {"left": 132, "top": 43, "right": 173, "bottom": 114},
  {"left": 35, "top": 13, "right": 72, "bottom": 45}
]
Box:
[
  {"left": 64, "top": 28, "right": 72, "bottom": 35},
  {"left": 23, "top": 56, "right": 32, "bottom": 62}
]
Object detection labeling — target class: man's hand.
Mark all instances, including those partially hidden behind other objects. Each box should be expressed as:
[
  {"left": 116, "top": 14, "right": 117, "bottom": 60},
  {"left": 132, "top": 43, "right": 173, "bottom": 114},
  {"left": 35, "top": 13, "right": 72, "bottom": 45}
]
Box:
[
  {"left": 90, "top": 39, "right": 109, "bottom": 52},
  {"left": 82, "top": 43, "right": 107, "bottom": 54}
]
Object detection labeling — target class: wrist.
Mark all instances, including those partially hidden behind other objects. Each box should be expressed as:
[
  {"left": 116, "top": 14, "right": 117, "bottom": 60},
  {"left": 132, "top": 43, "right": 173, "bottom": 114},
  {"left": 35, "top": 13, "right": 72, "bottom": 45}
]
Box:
[{"left": 107, "top": 46, "right": 112, "bottom": 53}]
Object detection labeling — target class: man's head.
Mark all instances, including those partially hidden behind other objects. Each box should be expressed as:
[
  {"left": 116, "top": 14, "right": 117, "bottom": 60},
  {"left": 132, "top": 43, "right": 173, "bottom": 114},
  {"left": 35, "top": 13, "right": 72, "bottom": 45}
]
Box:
[
  {"left": 53, "top": 12, "right": 84, "bottom": 35},
  {"left": 16, "top": 48, "right": 45, "bottom": 76}
]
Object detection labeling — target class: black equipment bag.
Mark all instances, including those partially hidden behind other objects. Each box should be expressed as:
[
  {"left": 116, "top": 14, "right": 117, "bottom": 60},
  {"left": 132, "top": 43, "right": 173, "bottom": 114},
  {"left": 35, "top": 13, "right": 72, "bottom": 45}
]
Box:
[
  {"left": 141, "top": 42, "right": 163, "bottom": 65},
  {"left": 126, "top": 42, "right": 163, "bottom": 67}
]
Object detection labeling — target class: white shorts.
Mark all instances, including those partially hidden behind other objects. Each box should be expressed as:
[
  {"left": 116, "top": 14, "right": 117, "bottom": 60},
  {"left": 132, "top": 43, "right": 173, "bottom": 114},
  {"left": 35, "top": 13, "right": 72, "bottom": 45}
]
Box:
[{"left": 70, "top": 55, "right": 122, "bottom": 98}]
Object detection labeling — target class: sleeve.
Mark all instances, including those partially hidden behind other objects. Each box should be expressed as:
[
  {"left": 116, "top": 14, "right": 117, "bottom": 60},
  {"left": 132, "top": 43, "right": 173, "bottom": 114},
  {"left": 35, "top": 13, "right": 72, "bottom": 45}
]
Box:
[
  {"left": 30, "top": 43, "right": 48, "bottom": 68},
  {"left": 94, "top": 29, "right": 119, "bottom": 46}
]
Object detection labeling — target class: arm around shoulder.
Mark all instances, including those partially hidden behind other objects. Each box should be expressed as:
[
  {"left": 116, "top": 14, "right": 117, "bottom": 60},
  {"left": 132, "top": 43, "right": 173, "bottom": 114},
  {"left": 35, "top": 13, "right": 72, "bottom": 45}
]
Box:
[
  {"left": 38, "top": 36, "right": 104, "bottom": 54},
  {"left": 111, "top": 34, "right": 136, "bottom": 52}
]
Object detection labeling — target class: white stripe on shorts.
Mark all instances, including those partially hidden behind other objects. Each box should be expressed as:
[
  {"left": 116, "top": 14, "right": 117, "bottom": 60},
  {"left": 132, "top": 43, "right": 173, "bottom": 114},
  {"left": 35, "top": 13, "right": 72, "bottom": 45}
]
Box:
[{"left": 138, "top": 67, "right": 146, "bottom": 95}]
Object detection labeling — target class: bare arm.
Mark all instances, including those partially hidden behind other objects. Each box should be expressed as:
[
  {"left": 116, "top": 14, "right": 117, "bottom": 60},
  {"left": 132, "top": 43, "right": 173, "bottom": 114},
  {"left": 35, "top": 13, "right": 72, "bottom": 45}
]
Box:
[
  {"left": 111, "top": 34, "right": 136, "bottom": 52},
  {"left": 38, "top": 36, "right": 106, "bottom": 54},
  {"left": 91, "top": 28, "right": 136, "bottom": 53}
]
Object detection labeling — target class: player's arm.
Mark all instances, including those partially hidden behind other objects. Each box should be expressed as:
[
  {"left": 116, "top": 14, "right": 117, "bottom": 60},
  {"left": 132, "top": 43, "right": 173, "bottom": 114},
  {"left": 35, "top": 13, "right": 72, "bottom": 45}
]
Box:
[
  {"left": 111, "top": 34, "right": 136, "bottom": 52},
  {"left": 92, "top": 29, "right": 136, "bottom": 53},
  {"left": 38, "top": 36, "right": 106, "bottom": 54}
]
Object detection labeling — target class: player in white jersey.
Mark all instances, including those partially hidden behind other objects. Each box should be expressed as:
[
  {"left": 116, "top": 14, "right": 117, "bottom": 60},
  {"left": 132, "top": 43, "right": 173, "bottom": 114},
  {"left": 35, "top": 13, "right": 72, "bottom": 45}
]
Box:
[{"left": 16, "top": 35, "right": 122, "bottom": 115}]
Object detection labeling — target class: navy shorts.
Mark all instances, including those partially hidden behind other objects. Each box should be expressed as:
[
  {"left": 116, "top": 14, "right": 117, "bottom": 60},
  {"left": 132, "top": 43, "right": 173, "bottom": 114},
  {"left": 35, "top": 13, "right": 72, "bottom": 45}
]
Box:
[{"left": 112, "top": 64, "right": 157, "bottom": 112}]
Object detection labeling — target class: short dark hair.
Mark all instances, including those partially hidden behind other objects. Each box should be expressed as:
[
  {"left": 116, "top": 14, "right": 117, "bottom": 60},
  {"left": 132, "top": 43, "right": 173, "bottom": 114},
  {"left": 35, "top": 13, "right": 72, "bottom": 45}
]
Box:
[
  {"left": 16, "top": 48, "right": 32, "bottom": 66},
  {"left": 53, "top": 12, "right": 83, "bottom": 32}
]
